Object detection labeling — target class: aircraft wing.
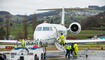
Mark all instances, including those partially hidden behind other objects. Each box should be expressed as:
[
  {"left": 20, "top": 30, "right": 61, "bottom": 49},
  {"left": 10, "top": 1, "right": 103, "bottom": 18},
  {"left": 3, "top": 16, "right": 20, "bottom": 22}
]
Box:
[
  {"left": 65, "top": 39, "right": 105, "bottom": 43},
  {"left": 37, "top": 8, "right": 94, "bottom": 11},
  {"left": 0, "top": 40, "right": 21, "bottom": 43}
]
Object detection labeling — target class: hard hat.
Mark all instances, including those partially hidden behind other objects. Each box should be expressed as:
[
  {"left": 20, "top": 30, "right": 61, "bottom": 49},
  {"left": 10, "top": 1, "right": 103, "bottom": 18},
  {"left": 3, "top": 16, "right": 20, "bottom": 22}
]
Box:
[
  {"left": 61, "top": 33, "right": 63, "bottom": 35},
  {"left": 68, "top": 43, "right": 71, "bottom": 45}
]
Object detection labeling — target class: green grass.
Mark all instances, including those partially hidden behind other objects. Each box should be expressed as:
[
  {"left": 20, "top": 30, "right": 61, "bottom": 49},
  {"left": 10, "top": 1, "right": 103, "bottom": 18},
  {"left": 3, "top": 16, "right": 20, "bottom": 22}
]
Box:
[
  {"left": 74, "top": 16, "right": 86, "bottom": 19},
  {"left": 80, "top": 30, "right": 105, "bottom": 34},
  {"left": 27, "top": 24, "right": 33, "bottom": 38},
  {"left": 90, "top": 27, "right": 105, "bottom": 30},
  {"left": 10, "top": 23, "right": 24, "bottom": 39},
  {"left": 10, "top": 23, "right": 33, "bottom": 39},
  {"left": 67, "top": 30, "right": 105, "bottom": 39}
]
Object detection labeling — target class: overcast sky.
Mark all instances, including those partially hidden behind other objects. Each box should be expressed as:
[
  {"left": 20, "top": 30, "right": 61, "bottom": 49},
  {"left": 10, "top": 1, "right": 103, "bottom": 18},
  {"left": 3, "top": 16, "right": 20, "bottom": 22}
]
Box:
[{"left": 0, "top": 0, "right": 105, "bottom": 15}]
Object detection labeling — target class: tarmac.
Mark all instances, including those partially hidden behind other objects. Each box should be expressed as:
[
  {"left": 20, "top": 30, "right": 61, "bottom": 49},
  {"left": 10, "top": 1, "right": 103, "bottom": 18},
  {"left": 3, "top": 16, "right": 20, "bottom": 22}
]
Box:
[
  {"left": 46, "top": 50, "right": 105, "bottom": 60},
  {"left": 1, "top": 50, "right": 105, "bottom": 60}
]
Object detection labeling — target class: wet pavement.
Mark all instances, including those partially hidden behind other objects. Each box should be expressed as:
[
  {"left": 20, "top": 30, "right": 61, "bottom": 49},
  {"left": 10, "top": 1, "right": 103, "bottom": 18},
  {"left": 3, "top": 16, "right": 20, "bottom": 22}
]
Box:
[{"left": 46, "top": 50, "right": 105, "bottom": 60}]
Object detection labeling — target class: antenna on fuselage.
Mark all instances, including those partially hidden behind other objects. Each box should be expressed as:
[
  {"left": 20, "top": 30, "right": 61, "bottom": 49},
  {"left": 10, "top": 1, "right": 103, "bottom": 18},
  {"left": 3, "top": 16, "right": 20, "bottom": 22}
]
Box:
[{"left": 61, "top": 7, "right": 65, "bottom": 25}]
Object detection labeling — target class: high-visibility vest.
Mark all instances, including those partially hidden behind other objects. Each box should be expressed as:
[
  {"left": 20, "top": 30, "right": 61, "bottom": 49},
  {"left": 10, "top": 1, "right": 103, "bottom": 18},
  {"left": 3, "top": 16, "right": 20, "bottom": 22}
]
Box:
[
  {"left": 73, "top": 44, "right": 78, "bottom": 53},
  {"left": 21, "top": 39, "right": 26, "bottom": 47},
  {"left": 60, "top": 35, "right": 65, "bottom": 44},
  {"left": 65, "top": 44, "right": 71, "bottom": 50}
]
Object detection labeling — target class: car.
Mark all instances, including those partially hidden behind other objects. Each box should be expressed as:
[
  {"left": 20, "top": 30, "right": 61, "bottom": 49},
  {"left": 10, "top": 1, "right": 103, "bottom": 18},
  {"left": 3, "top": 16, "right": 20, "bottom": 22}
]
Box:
[
  {"left": 97, "top": 35, "right": 105, "bottom": 39},
  {"left": 90, "top": 34, "right": 105, "bottom": 39}
]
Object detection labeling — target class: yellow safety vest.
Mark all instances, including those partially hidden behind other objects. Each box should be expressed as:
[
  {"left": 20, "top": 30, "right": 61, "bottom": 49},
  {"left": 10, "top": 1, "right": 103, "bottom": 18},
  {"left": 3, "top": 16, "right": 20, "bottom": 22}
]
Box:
[
  {"left": 59, "top": 35, "right": 65, "bottom": 44},
  {"left": 21, "top": 39, "right": 26, "bottom": 47},
  {"left": 65, "top": 44, "right": 71, "bottom": 50},
  {"left": 73, "top": 43, "right": 78, "bottom": 53}
]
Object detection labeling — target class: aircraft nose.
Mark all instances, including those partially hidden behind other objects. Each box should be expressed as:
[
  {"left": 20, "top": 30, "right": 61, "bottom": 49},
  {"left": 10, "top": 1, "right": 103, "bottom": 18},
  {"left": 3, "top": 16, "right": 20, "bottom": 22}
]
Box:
[
  {"left": 34, "top": 33, "right": 50, "bottom": 40},
  {"left": 35, "top": 35, "right": 50, "bottom": 40}
]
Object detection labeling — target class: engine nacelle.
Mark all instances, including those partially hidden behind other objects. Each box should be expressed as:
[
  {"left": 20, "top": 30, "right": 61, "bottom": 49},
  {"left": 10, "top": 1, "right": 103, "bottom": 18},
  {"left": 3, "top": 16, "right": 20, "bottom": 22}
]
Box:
[{"left": 68, "top": 22, "right": 81, "bottom": 34}]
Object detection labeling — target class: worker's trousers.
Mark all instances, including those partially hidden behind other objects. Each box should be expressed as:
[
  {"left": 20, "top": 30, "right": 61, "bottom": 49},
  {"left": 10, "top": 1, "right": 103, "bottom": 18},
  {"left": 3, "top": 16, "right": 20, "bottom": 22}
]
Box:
[
  {"left": 65, "top": 49, "right": 70, "bottom": 58},
  {"left": 74, "top": 51, "right": 77, "bottom": 56}
]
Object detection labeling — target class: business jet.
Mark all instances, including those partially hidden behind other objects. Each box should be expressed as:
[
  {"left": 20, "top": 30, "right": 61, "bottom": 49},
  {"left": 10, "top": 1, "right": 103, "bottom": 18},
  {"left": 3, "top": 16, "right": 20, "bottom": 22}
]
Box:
[{"left": 34, "top": 8, "right": 105, "bottom": 51}]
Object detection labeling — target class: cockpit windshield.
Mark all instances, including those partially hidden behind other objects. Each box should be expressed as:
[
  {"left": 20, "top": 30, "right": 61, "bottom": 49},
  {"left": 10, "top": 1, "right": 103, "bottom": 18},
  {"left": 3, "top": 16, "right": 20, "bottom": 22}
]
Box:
[
  {"left": 43, "top": 27, "right": 52, "bottom": 31},
  {"left": 36, "top": 27, "right": 52, "bottom": 31},
  {"left": 43, "top": 27, "right": 49, "bottom": 31},
  {"left": 36, "top": 27, "right": 42, "bottom": 31}
]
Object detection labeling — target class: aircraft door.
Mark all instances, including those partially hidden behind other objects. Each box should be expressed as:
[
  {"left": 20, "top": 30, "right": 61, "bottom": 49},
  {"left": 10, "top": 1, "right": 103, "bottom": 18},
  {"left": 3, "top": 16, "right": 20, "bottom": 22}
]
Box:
[{"left": 53, "top": 27, "right": 59, "bottom": 39}]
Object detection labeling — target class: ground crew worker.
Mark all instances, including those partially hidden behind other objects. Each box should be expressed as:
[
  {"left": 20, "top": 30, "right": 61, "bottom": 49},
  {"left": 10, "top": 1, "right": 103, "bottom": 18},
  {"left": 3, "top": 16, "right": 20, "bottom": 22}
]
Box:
[
  {"left": 21, "top": 39, "right": 26, "bottom": 47},
  {"left": 21, "top": 39, "right": 29, "bottom": 53},
  {"left": 70, "top": 43, "right": 74, "bottom": 55},
  {"left": 65, "top": 43, "right": 71, "bottom": 58},
  {"left": 73, "top": 43, "right": 78, "bottom": 56},
  {"left": 59, "top": 33, "right": 65, "bottom": 46}
]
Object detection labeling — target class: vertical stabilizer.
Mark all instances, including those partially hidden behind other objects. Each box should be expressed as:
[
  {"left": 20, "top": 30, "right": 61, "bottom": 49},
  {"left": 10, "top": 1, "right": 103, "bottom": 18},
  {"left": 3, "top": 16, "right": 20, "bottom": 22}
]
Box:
[{"left": 61, "top": 7, "right": 65, "bottom": 25}]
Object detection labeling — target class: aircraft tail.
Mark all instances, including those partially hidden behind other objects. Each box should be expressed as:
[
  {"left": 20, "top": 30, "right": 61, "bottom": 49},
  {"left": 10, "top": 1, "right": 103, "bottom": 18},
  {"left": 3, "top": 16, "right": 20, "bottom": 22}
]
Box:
[{"left": 61, "top": 8, "right": 65, "bottom": 25}]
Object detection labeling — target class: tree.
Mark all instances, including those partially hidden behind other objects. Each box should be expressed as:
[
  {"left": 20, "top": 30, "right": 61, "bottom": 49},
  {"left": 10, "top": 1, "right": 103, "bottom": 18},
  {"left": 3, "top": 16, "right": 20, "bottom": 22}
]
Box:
[
  {"left": 5, "top": 15, "right": 10, "bottom": 40},
  {"left": 23, "top": 15, "right": 28, "bottom": 39},
  {"left": 81, "top": 12, "right": 105, "bottom": 30},
  {"left": 32, "top": 13, "right": 37, "bottom": 32},
  {"left": 0, "top": 27, "right": 6, "bottom": 39}
]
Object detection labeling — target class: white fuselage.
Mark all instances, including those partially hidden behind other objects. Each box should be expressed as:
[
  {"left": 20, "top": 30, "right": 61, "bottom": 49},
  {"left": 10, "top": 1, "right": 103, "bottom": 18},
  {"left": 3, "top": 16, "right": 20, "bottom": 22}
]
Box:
[{"left": 33, "top": 23, "right": 67, "bottom": 44}]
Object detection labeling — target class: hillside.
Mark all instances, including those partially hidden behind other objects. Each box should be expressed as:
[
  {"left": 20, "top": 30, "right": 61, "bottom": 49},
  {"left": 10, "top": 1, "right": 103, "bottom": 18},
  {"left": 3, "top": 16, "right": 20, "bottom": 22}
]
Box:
[{"left": 0, "top": 7, "right": 104, "bottom": 26}]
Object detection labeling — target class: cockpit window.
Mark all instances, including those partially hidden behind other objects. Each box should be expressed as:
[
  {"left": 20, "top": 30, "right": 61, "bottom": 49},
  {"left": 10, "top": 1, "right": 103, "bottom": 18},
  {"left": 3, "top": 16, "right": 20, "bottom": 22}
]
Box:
[
  {"left": 43, "top": 27, "right": 49, "bottom": 31},
  {"left": 36, "top": 27, "right": 42, "bottom": 31},
  {"left": 36, "top": 27, "right": 52, "bottom": 31},
  {"left": 43, "top": 27, "right": 52, "bottom": 31}
]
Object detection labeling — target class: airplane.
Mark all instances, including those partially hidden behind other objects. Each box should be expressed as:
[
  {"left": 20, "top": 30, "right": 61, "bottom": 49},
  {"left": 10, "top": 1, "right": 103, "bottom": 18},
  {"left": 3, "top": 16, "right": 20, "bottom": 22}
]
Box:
[
  {"left": 34, "top": 8, "right": 105, "bottom": 51},
  {"left": 34, "top": 8, "right": 81, "bottom": 44}
]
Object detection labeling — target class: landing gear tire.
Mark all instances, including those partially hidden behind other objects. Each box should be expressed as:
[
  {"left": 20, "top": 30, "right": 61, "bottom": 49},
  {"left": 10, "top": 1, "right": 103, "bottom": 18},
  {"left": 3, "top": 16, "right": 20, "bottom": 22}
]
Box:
[
  {"left": 44, "top": 53, "right": 46, "bottom": 59},
  {"left": 20, "top": 56, "right": 24, "bottom": 60},
  {"left": 34, "top": 55, "right": 39, "bottom": 60},
  {"left": 41, "top": 54, "right": 44, "bottom": 60}
]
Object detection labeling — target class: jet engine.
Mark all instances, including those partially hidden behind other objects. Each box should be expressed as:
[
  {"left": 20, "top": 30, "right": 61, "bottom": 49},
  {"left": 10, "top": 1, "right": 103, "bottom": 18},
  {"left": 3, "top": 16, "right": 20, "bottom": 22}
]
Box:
[{"left": 68, "top": 22, "right": 81, "bottom": 34}]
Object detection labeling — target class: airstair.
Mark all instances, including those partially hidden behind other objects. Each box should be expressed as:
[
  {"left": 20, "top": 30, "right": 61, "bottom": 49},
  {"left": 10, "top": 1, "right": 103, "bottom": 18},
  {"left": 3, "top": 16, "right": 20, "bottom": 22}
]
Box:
[{"left": 55, "top": 42, "right": 66, "bottom": 51}]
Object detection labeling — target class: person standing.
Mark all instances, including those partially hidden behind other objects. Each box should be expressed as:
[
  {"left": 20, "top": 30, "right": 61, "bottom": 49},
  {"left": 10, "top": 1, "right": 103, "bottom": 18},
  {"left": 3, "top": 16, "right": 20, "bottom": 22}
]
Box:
[
  {"left": 70, "top": 43, "right": 74, "bottom": 56},
  {"left": 59, "top": 33, "right": 65, "bottom": 46},
  {"left": 21, "top": 39, "right": 26, "bottom": 47},
  {"left": 65, "top": 43, "right": 71, "bottom": 58},
  {"left": 73, "top": 43, "right": 78, "bottom": 56}
]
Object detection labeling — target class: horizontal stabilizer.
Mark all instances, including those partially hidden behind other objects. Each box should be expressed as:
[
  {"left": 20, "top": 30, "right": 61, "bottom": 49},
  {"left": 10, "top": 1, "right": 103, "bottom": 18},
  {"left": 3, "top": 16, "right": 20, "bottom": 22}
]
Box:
[
  {"left": 65, "top": 39, "right": 105, "bottom": 43},
  {"left": 0, "top": 40, "right": 21, "bottom": 43}
]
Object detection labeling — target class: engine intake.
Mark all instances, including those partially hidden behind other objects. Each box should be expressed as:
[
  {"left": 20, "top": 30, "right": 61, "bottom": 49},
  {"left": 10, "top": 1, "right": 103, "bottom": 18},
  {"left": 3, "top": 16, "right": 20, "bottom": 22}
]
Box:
[{"left": 69, "top": 22, "right": 81, "bottom": 34}]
